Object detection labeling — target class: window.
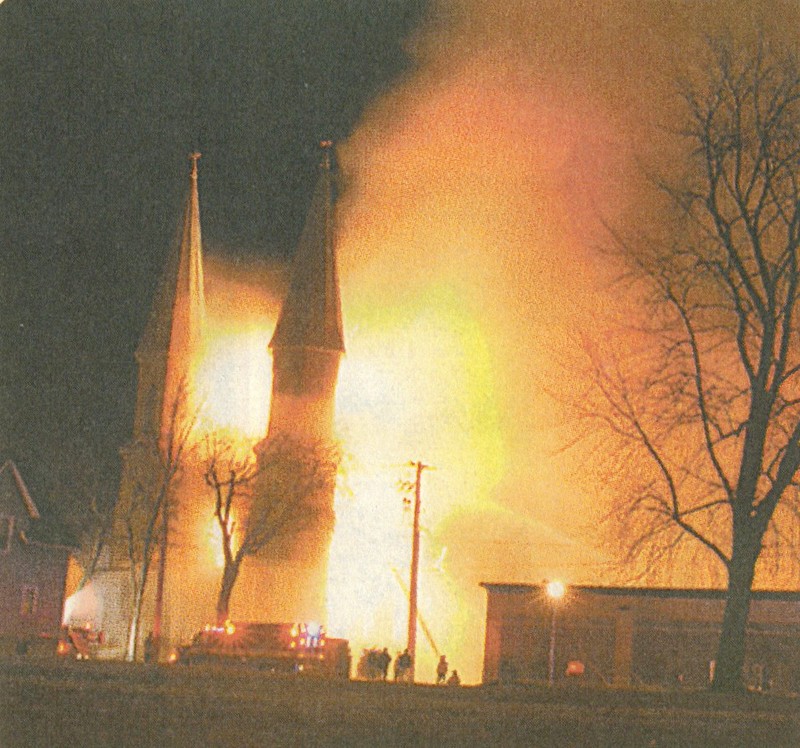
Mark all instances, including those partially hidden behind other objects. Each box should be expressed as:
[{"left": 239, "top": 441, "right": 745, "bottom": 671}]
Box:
[
  {"left": 20, "top": 585, "right": 38, "bottom": 616},
  {"left": 0, "top": 515, "right": 13, "bottom": 554}
]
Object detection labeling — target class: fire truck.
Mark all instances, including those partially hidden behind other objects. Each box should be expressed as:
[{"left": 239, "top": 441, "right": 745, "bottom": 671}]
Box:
[
  {"left": 172, "top": 622, "right": 350, "bottom": 678},
  {"left": 55, "top": 625, "right": 104, "bottom": 660}
]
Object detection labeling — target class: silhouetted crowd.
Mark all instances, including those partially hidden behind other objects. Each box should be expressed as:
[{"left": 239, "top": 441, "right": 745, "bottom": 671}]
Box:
[{"left": 356, "top": 647, "right": 459, "bottom": 685}]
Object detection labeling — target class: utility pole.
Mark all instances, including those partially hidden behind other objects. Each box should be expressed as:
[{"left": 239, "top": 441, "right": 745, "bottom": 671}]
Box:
[{"left": 406, "top": 460, "right": 429, "bottom": 683}]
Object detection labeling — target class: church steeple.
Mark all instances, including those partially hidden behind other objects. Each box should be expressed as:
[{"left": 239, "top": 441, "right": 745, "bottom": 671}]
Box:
[
  {"left": 270, "top": 141, "right": 344, "bottom": 353},
  {"left": 255, "top": 142, "right": 346, "bottom": 622},
  {"left": 138, "top": 152, "right": 206, "bottom": 361},
  {"left": 133, "top": 153, "right": 206, "bottom": 438},
  {"left": 265, "top": 142, "right": 344, "bottom": 443},
  {"left": 102, "top": 153, "right": 209, "bottom": 658}
]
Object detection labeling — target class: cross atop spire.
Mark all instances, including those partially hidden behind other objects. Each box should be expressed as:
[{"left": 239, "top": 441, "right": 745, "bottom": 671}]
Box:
[{"left": 319, "top": 140, "right": 333, "bottom": 170}]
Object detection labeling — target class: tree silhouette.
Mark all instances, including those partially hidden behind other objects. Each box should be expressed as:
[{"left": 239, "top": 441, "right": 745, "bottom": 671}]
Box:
[
  {"left": 586, "top": 38, "right": 800, "bottom": 692},
  {"left": 203, "top": 433, "right": 339, "bottom": 625}
]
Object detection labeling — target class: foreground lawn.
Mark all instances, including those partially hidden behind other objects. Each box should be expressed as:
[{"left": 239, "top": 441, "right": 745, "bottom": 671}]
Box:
[{"left": 1, "top": 659, "right": 797, "bottom": 747}]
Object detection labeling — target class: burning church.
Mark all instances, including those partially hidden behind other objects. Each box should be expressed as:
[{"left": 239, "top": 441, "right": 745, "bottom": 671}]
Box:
[{"left": 78, "top": 144, "right": 343, "bottom": 659}]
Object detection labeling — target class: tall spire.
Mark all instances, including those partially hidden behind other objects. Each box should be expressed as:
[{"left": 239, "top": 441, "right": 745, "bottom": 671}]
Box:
[
  {"left": 179, "top": 151, "right": 205, "bottom": 353},
  {"left": 270, "top": 141, "right": 344, "bottom": 353},
  {"left": 134, "top": 153, "right": 206, "bottom": 437},
  {"left": 100, "top": 152, "right": 209, "bottom": 662},
  {"left": 138, "top": 152, "right": 206, "bottom": 360},
  {"left": 256, "top": 143, "right": 344, "bottom": 623}
]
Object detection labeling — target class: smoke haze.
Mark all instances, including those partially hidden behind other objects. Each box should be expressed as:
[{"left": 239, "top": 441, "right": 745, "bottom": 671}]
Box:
[{"left": 327, "top": 0, "right": 800, "bottom": 681}]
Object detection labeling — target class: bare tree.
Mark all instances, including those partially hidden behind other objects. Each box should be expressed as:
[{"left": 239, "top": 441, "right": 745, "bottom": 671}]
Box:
[
  {"left": 585, "top": 39, "right": 800, "bottom": 692},
  {"left": 47, "top": 438, "right": 116, "bottom": 593},
  {"left": 202, "top": 433, "right": 259, "bottom": 625},
  {"left": 73, "top": 495, "right": 114, "bottom": 592},
  {"left": 122, "top": 385, "right": 196, "bottom": 662},
  {"left": 203, "top": 433, "right": 339, "bottom": 626}
]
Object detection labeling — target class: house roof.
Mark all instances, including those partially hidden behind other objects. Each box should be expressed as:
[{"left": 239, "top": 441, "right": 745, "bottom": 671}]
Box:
[
  {"left": 0, "top": 459, "right": 40, "bottom": 520},
  {"left": 0, "top": 459, "right": 77, "bottom": 549}
]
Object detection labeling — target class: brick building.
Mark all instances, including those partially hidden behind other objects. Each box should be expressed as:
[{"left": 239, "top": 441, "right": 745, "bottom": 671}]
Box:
[
  {"left": 481, "top": 583, "right": 800, "bottom": 692},
  {"left": 0, "top": 460, "right": 74, "bottom": 654}
]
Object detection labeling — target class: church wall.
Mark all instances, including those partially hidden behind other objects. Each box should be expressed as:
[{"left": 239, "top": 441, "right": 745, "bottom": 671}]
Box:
[
  {"left": 268, "top": 347, "right": 341, "bottom": 442},
  {"left": 96, "top": 149, "right": 344, "bottom": 658}
]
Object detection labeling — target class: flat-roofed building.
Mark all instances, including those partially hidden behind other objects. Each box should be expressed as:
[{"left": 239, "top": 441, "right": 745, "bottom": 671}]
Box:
[{"left": 481, "top": 583, "right": 800, "bottom": 692}]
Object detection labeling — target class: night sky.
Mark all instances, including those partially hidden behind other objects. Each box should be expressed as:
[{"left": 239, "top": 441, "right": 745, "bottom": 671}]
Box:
[{"left": 0, "top": 0, "right": 428, "bottom": 522}]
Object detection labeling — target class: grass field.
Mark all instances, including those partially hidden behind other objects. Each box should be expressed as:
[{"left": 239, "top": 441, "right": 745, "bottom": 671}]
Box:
[{"left": 1, "top": 659, "right": 797, "bottom": 747}]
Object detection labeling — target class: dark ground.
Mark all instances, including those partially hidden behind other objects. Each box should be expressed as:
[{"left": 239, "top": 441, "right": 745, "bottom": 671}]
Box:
[{"left": 1, "top": 659, "right": 798, "bottom": 747}]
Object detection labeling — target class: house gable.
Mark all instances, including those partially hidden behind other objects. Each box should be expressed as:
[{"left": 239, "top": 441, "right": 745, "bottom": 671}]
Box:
[{"left": 0, "top": 459, "right": 72, "bottom": 646}]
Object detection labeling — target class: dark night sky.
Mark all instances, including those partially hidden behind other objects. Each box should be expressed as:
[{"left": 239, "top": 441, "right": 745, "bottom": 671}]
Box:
[{"left": 0, "top": 0, "right": 428, "bottom": 521}]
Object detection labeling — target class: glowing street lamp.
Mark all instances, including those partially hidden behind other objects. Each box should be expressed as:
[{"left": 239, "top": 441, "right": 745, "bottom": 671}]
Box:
[
  {"left": 546, "top": 580, "right": 566, "bottom": 600},
  {"left": 545, "top": 580, "right": 567, "bottom": 686}
]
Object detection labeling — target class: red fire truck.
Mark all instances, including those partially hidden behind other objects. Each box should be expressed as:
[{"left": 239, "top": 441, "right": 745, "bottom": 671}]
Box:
[
  {"left": 56, "top": 625, "right": 104, "bottom": 660},
  {"left": 172, "top": 622, "right": 350, "bottom": 678}
]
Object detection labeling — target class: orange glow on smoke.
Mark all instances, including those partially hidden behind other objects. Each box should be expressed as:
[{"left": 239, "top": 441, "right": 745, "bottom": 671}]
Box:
[
  {"left": 180, "top": 146, "right": 609, "bottom": 682},
  {"left": 174, "top": 261, "right": 268, "bottom": 603},
  {"left": 68, "top": 1, "right": 799, "bottom": 679},
  {"left": 326, "top": 281, "right": 506, "bottom": 682},
  {"left": 195, "top": 330, "right": 271, "bottom": 439},
  {"left": 207, "top": 513, "right": 241, "bottom": 570},
  {"left": 174, "top": 7, "right": 647, "bottom": 678},
  {"left": 188, "top": 256, "right": 511, "bottom": 681},
  {"left": 193, "top": 257, "right": 279, "bottom": 441}
]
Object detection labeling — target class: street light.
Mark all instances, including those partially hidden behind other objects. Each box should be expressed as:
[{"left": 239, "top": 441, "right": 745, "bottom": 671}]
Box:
[{"left": 545, "top": 580, "right": 566, "bottom": 686}]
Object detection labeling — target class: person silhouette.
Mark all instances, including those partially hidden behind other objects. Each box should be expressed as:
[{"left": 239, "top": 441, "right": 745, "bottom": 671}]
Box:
[{"left": 436, "top": 654, "right": 448, "bottom": 684}]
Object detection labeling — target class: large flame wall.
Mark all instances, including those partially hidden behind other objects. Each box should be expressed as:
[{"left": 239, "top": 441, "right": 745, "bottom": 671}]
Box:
[
  {"left": 191, "top": 246, "right": 605, "bottom": 683},
  {"left": 176, "top": 1, "right": 800, "bottom": 683}
]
